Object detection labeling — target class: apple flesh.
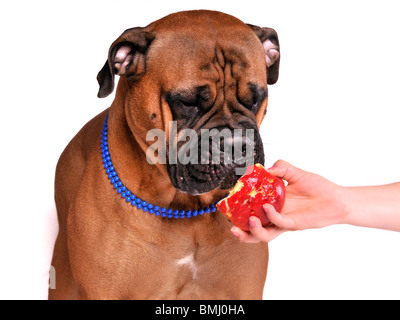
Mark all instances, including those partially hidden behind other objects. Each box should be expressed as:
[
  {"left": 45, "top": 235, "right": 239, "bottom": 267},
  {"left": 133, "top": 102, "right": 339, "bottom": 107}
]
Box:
[{"left": 217, "top": 164, "right": 286, "bottom": 231}]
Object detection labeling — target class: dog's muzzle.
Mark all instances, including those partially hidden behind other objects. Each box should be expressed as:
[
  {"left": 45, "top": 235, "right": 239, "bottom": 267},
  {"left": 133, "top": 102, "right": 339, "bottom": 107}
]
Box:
[{"left": 167, "top": 125, "right": 265, "bottom": 195}]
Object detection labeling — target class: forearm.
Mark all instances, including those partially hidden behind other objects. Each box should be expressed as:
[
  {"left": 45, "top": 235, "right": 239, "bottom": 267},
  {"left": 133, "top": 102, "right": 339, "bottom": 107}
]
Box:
[{"left": 340, "top": 182, "right": 400, "bottom": 231}]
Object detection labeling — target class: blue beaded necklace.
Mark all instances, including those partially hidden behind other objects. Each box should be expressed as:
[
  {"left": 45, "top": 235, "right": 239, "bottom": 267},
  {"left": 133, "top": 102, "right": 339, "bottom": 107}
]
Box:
[{"left": 101, "top": 113, "right": 218, "bottom": 219}]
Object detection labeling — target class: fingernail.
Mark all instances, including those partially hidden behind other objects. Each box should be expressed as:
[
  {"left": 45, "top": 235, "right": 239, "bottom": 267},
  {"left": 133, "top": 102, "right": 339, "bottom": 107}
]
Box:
[
  {"left": 231, "top": 227, "right": 240, "bottom": 237},
  {"left": 267, "top": 166, "right": 277, "bottom": 170},
  {"left": 249, "top": 217, "right": 256, "bottom": 228}
]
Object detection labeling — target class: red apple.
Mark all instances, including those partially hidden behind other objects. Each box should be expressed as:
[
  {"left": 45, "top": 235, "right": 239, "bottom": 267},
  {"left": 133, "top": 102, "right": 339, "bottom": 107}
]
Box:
[{"left": 217, "top": 164, "right": 286, "bottom": 231}]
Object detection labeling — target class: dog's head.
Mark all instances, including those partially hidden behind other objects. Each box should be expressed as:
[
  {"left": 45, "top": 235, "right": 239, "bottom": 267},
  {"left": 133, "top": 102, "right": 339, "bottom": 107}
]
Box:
[{"left": 97, "top": 10, "right": 280, "bottom": 195}]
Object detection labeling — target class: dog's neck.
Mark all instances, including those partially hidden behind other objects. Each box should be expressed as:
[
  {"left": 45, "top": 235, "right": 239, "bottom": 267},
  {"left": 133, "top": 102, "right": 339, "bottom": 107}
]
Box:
[{"left": 104, "top": 81, "right": 227, "bottom": 215}]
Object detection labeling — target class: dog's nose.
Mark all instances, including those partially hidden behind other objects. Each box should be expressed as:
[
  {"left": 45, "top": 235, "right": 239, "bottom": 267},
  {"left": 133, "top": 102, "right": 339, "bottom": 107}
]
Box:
[{"left": 221, "top": 135, "right": 255, "bottom": 165}]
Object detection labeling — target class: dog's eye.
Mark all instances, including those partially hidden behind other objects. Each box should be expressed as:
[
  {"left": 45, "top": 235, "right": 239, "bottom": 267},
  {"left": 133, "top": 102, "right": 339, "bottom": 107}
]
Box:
[
  {"left": 166, "top": 92, "right": 201, "bottom": 122},
  {"left": 239, "top": 83, "right": 267, "bottom": 113},
  {"left": 238, "top": 94, "right": 257, "bottom": 111},
  {"left": 177, "top": 100, "right": 198, "bottom": 108},
  {"left": 166, "top": 85, "right": 212, "bottom": 111}
]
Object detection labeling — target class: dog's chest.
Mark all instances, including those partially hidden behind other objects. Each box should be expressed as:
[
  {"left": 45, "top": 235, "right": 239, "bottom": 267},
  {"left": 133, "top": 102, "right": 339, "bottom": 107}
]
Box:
[
  {"left": 69, "top": 200, "right": 268, "bottom": 299},
  {"left": 132, "top": 227, "right": 267, "bottom": 299},
  {"left": 176, "top": 252, "right": 198, "bottom": 279}
]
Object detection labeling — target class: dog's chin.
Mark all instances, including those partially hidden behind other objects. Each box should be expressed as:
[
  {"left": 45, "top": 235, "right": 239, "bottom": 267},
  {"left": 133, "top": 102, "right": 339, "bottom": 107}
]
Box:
[{"left": 167, "top": 163, "right": 249, "bottom": 195}]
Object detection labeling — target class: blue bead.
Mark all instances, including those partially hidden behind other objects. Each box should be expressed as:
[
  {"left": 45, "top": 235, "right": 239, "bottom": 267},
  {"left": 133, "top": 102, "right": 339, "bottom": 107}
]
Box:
[{"left": 101, "top": 113, "right": 227, "bottom": 222}]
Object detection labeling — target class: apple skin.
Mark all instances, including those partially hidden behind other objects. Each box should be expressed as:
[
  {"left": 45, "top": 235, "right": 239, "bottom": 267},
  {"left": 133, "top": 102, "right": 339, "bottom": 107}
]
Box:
[{"left": 216, "top": 164, "right": 286, "bottom": 231}]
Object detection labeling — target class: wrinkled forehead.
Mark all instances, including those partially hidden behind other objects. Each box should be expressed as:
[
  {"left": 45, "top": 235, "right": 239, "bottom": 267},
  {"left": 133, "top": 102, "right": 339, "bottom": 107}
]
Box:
[
  {"left": 147, "top": 28, "right": 267, "bottom": 89},
  {"left": 153, "top": 24, "right": 264, "bottom": 59},
  {"left": 150, "top": 31, "right": 216, "bottom": 66}
]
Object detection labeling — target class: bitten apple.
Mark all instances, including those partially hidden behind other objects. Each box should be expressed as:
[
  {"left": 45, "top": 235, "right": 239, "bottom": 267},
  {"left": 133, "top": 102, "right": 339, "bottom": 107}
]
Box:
[{"left": 217, "top": 164, "right": 286, "bottom": 231}]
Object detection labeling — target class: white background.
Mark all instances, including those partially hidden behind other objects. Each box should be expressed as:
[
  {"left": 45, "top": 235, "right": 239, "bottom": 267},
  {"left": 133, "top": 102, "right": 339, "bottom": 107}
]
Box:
[{"left": 1, "top": 0, "right": 399, "bottom": 300}]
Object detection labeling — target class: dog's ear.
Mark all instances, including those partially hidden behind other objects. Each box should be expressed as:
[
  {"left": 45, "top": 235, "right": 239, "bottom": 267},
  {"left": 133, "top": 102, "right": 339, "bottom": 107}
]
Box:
[
  {"left": 248, "top": 25, "right": 280, "bottom": 85},
  {"left": 97, "top": 27, "right": 155, "bottom": 98}
]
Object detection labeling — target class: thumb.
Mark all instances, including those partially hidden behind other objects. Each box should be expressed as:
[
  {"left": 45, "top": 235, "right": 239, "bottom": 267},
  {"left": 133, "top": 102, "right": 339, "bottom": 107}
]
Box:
[
  {"left": 263, "top": 203, "right": 296, "bottom": 229},
  {"left": 267, "top": 159, "right": 306, "bottom": 185}
]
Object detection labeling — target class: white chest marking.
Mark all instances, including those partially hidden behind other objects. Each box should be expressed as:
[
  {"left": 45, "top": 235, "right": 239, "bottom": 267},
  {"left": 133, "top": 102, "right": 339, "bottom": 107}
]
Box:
[{"left": 176, "top": 253, "right": 197, "bottom": 279}]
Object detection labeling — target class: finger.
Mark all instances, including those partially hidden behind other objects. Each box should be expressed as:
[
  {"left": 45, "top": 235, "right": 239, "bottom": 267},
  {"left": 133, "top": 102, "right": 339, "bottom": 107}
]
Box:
[
  {"left": 231, "top": 226, "right": 261, "bottom": 243},
  {"left": 248, "top": 216, "right": 286, "bottom": 242},
  {"left": 267, "top": 159, "right": 305, "bottom": 184},
  {"left": 263, "top": 203, "right": 296, "bottom": 229}
]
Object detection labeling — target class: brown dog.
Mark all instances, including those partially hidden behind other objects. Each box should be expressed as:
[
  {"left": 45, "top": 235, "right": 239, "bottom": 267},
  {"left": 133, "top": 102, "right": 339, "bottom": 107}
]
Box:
[{"left": 49, "top": 10, "right": 280, "bottom": 300}]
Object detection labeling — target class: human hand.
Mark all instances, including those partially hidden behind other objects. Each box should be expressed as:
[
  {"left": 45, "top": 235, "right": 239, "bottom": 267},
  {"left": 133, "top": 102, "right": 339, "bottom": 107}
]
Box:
[{"left": 231, "top": 160, "right": 348, "bottom": 243}]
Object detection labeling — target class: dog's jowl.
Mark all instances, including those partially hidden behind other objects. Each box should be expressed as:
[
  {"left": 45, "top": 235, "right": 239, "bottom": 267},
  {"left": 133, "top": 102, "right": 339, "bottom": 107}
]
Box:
[{"left": 50, "top": 10, "right": 280, "bottom": 300}]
